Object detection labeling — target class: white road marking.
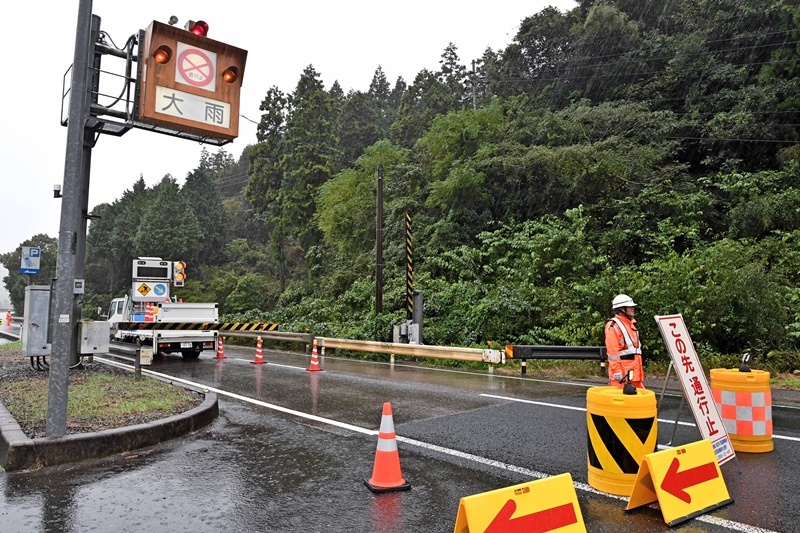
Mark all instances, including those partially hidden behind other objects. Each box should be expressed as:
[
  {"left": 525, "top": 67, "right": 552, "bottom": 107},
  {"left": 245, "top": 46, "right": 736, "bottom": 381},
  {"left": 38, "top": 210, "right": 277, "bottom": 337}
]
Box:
[
  {"left": 96, "top": 357, "right": 779, "bottom": 532},
  {"left": 481, "top": 394, "right": 800, "bottom": 442},
  {"left": 481, "top": 393, "right": 800, "bottom": 442}
]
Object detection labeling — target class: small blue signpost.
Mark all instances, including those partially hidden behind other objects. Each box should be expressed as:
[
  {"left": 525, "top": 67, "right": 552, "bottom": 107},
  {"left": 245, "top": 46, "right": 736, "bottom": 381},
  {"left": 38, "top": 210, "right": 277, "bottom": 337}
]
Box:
[{"left": 20, "top": 246, "right": 41, "bottom": 275}]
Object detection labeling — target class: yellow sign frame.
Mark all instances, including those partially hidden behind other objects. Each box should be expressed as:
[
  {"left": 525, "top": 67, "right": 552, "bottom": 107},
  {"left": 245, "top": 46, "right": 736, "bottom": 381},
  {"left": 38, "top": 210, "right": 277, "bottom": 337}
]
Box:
[
  {"left": 454, "top": 473, "right": 585, "bottom": 533},
  {"left": 626, "top": 439, "right": 733, "bottom": 526}
]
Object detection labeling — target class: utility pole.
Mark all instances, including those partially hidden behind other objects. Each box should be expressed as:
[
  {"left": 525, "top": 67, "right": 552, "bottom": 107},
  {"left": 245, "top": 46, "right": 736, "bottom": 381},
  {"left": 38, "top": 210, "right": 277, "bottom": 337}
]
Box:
[
  {"left": 472, "top": 60, "right": 477, "bottom": 111},
  {"left": 47, "top": 0, "right": 95, "bottom": 437},
  {"left": 375, "top": 164, "right": 383, "bottom": 315}
]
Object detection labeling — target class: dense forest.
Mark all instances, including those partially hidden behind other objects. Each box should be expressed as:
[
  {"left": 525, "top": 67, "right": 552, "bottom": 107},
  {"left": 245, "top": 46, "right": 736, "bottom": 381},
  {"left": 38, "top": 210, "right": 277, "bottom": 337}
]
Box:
[{"left": 4, "top": 0, "right": 800, "bottom": 371}]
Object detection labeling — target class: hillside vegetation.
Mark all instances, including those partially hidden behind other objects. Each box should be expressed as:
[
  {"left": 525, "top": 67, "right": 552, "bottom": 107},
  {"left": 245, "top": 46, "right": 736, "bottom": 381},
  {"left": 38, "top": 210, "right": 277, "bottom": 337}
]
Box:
[{"left": 3, "top": 0, "right": 800, "bottom": 373}]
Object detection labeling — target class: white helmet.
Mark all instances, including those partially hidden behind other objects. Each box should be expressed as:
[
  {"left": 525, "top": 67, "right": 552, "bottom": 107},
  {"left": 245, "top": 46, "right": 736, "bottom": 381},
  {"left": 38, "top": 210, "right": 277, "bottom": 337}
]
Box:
[{"left": 612, "top": 294, "right": 637, "bottom": 309}]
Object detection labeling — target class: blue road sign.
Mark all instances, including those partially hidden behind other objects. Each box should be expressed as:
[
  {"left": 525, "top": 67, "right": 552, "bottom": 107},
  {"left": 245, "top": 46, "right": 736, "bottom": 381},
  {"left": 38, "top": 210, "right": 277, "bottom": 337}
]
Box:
[{"left": 20, "top": 246, "right": 41, "bottom": 275}]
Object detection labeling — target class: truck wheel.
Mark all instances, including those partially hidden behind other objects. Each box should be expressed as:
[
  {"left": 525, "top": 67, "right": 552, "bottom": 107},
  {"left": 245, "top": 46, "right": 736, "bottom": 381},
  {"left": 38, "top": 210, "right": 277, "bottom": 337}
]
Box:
[{"left": 181, "top": 350, "right": 200, "bottom": 360}]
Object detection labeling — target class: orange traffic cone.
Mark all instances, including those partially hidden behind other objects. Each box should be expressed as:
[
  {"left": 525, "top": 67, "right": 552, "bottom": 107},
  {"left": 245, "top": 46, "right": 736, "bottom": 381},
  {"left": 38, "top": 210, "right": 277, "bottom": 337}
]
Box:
[
  {"left": 250, "top": 336, "right": 266, "bottom": 364},
  {"left": 364, "top": 402, "right": 411, "bottom": 493},
  {"left": 216, "top": 336, "right": 227, "bottom": 360},
  {"left": 144, "top": 302, "right": 154, "bottom": 322},
  {"left": 307, "top": 338, "right": 324, "bottom": 372}
]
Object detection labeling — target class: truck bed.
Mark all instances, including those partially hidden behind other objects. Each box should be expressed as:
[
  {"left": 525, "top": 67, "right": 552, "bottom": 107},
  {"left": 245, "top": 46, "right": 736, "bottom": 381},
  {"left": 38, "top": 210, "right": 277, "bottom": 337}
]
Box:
[{"left": 156, "top": 302, "right": 218, "bottom": 322}]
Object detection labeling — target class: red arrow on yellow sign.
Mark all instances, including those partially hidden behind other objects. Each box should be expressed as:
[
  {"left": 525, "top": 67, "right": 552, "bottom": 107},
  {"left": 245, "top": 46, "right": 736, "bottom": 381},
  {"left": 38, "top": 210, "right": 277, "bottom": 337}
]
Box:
[
  {"left": 660, "top": 456, "right": 719, "bottom": 504},
  {"left": 454, "top": 473, "right": 586, "bottom": 533},
  {"left": 485, "top": 500, "right": 578, "bottom": 533},
  {"left": 626, "top": 439, "right": 732, "bottom": 526}
]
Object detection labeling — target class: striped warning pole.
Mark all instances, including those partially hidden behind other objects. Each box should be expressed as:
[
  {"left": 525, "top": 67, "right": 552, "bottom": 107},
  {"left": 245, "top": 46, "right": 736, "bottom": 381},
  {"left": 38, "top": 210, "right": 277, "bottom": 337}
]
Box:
[{"left": 405, "top": 213, "right": 413, "bottom": 320}]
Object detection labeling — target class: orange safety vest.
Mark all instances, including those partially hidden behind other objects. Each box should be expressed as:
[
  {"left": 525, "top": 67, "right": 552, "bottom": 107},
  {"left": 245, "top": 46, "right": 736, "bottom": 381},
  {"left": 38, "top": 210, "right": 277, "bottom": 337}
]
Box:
[
  {"left": 605, "top": 316, "right": 641, "bottom": 360},
  {"left": 605, "top": 314, "right": 645, "bottom": 387}
]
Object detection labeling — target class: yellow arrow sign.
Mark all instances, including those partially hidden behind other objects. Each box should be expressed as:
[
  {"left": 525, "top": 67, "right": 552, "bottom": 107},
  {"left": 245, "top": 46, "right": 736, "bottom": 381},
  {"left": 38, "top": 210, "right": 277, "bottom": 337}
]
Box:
[
  {"left": 626, "top": 439, "right": 732, "bottom": 526},
  {"left": 454, "top": 473, "right": 585, "bottom": 533}
]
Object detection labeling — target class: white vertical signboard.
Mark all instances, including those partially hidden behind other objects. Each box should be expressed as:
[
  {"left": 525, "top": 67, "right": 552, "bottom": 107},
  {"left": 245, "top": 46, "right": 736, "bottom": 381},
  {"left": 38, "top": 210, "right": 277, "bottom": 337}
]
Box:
[{"left": 656, "top": 314, "right": 736, "bottom": 465}]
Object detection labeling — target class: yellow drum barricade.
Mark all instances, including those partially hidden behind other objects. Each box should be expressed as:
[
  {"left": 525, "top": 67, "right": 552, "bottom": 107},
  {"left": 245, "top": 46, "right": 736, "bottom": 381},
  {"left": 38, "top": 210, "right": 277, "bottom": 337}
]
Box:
[
  {"left": 586, "top": 387, "right": 658, "bottom": 496},
  {"left": 710, "top": 368, "right": 773, "bottom": 453}
]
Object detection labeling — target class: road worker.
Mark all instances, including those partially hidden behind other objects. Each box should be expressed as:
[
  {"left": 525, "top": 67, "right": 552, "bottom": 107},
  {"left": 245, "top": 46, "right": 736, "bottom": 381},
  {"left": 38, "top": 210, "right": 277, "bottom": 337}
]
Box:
[{"left": 605, "top": 294, "right": 645, "bottom": 389}]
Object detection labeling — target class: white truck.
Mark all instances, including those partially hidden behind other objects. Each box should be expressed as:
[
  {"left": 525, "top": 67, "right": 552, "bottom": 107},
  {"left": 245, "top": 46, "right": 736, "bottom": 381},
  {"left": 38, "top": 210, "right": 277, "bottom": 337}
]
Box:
[
  {"left": 107, "top": 295, "right": 219, "bottom": 359},
  {"left": 107, "top": 258, "right": 219, "bottom": 360}
]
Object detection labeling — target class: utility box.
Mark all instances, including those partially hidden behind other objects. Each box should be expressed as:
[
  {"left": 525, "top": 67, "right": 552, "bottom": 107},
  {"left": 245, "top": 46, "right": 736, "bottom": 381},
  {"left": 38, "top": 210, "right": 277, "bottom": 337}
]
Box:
[
  {"left": 79, "top": 320, "right": 110, "bottom": 355},
  {"left": 393, "top": 321, "right": 409, "bottom": 344},
  {"left": 22, "top": 285, "right": 52, "bottom": 356},
  {"left": 408, "top": 323, "right": 421, "bottom": 345}
]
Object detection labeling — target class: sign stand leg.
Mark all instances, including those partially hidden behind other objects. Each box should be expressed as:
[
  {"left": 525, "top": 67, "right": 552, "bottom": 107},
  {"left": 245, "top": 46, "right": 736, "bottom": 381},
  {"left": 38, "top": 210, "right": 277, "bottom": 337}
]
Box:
[
  {"left": 657, "top": 361, "right": 674, "bottom": 411},
  {"left": 668, "top": 394, "right": 685, "bottom": 446},
  {"left": 658, "top": 361, "right": 685, "bottom": 446}
]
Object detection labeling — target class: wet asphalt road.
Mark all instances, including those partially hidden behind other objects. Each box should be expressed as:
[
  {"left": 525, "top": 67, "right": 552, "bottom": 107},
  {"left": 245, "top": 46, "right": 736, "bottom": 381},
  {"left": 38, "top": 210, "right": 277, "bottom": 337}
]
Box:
[{"left": 2, "top": 344, "right": 799, "bottom": 532}]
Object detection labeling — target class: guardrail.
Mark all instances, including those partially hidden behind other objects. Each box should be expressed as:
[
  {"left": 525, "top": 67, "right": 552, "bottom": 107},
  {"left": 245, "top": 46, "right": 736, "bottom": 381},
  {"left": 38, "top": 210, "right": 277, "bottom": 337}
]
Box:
[
  {"left": 207, "top": 331, "right": 609, "bottom": 374},
  {"left": 222, "top": 331, "right": 503, "bottom": 366},
  {"left": 318, "top": 337, "right": 504, "bottom": 364},
  {"left": 504, "top": 345, "right": 607, "bottom": 375}
]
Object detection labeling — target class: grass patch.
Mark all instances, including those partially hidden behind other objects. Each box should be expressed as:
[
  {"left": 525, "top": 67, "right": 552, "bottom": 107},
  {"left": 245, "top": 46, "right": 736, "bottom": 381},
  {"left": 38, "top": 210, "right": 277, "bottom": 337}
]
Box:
[
  {"left": 0, "top": 349, "right": 202, "bottom": 439},
  {"left": 771, "top": 374, "right": 800, "bottom": 390},
  {"left": 0, "top": 340, "right": 22, "bottom": 355},
  {"left": 1, "top": 373, "right": 198, "bottom": 429}
]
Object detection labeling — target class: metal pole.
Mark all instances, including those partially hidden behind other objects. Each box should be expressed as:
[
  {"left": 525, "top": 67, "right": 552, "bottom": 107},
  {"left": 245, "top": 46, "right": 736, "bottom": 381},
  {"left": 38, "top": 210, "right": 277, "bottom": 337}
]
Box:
[
  {"left": 375, "top": 164, "right": 383, "bottom": 315},
  {"left": 47, "top": 0, "right": 94, "bottom": 437},
  {"left": 71, "top": 14, "right": 100, "bottom": 367},
  {"left": 472, "top": 60, "right": 477, "bottom": 111}
]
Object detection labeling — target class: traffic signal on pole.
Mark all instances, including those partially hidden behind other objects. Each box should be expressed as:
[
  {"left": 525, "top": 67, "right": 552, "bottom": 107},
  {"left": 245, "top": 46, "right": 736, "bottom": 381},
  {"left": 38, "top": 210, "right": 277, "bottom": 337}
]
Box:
[
  {"left": 137, "top": 19, "right": 248, "bottom": 141},
  {"left": 173, "top": 261, "right": 187, "bottom": 287}
]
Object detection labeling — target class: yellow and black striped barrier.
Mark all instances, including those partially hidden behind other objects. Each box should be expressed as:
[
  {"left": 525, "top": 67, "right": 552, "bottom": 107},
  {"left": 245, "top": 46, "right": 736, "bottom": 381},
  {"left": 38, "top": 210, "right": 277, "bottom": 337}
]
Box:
[
  {"left": 115, "top": 322, "right": 279, "bottom": 332},
  {"left": 586, "top": 387, "right": 658, "bottom": 496}
]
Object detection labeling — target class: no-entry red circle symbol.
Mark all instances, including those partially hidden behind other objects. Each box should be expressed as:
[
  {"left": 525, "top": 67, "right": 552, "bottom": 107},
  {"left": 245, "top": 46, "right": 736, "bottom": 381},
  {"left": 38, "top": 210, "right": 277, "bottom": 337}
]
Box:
[{"left": 177, "top": 47, "right": 215, "bottom": 88}]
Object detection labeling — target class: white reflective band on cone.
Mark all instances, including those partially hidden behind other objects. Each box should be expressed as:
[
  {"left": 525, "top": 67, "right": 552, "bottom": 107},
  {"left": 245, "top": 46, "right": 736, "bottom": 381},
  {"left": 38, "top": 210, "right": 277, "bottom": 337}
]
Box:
[
  {"left": 379, "top": 415, "right": 395, "bottom": 433},
  {"left": 376, "top": 437, "right": 398, "bottom": 452}
]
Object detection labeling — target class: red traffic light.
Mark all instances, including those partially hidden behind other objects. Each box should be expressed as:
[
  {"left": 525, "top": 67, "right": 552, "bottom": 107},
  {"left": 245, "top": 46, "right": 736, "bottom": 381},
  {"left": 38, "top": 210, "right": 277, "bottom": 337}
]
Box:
[{"left": 189, "top": 20, "right": 209, "bottom": 36}]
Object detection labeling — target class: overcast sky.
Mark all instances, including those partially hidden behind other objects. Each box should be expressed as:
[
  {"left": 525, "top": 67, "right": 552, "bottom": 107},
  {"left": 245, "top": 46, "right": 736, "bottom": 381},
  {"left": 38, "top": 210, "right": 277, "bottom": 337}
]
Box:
[{"left": 0, "top": 0, "right": 576, "bottom": 299}]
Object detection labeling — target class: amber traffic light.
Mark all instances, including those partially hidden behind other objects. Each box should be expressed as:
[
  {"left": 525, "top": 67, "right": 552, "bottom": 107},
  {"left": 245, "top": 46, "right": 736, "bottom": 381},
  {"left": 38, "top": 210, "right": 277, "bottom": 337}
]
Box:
[
  {"left": 222, "top": 66, "right": 239, "bottom": 83},
  {"left": 153, "top": 45, "right": 172, "bottom": 64},
  {"left": 173, "top": 261, "right": 187, "bottom": 287}
]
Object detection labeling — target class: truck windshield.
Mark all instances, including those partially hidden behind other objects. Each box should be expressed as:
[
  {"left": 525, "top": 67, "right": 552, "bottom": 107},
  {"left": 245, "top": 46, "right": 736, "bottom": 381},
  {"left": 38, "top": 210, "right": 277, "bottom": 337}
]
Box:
[{"left": 109, "top": 300, "right": 124, "bottom": 318}]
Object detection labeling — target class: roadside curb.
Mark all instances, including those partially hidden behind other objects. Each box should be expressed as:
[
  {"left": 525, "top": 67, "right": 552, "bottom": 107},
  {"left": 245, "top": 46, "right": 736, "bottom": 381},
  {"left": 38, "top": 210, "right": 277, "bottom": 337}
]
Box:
[{"left": 0, "top": 392, "right": 218, "bottom": 472}]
